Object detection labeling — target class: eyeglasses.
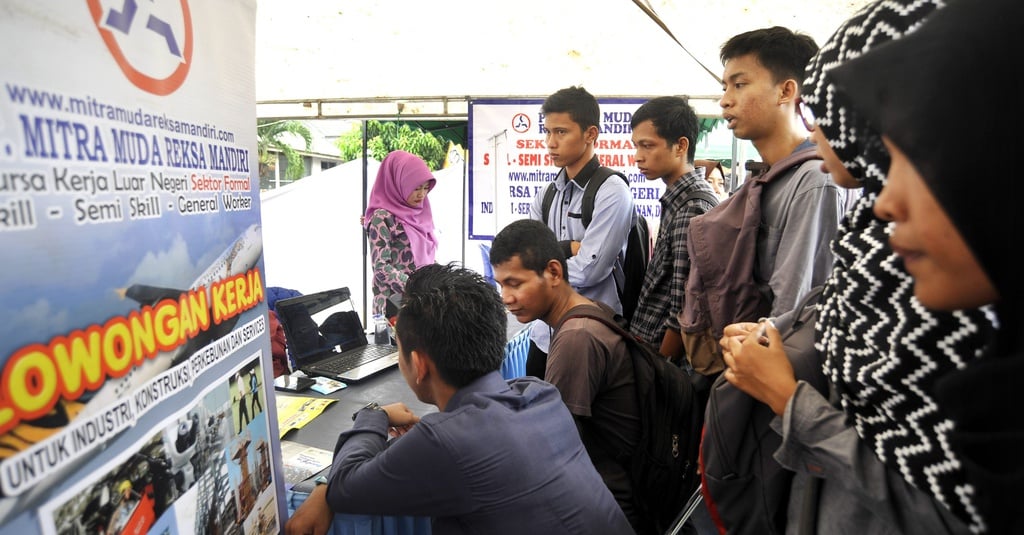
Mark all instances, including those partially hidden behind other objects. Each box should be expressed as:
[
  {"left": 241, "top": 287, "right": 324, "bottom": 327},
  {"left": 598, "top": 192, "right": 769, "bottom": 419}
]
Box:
[{"left": 797, "top": 100, "right": 816, "bottom": 133}]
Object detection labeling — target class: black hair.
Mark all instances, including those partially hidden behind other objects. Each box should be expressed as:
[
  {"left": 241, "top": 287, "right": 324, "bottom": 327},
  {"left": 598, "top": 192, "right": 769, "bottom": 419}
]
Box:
[
  {"left": 395, "top": 263, "right": 506, "bottom": 388},
  {"left": 720, "top": 26, "right": 818, "bottom": 90},
  {"left": 630, "top": 96, "right": 700, "bottom": 161},
  {"left": 489, "top": 219, "right": 568, "bottom": 281},
  {"left": 541, "top": 86, "right": 601, "bottom": 132}
]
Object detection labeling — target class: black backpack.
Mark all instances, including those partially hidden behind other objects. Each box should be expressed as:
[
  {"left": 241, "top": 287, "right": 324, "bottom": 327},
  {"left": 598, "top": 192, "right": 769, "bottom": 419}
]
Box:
[
  {"left": 700, "top": 286, "right": 828, "bottom": 534},
  {"left": 559, "top": 303, "right": 703, "bottom": 533},
  {"left": 541, "top": 167, "right": 651, "bottom": 323}
]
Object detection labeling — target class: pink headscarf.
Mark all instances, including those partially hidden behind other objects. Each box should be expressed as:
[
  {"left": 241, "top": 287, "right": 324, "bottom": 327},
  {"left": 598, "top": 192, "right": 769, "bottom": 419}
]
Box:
[{"left": 363, "top": 150, "right": 437, "bottom": 268}]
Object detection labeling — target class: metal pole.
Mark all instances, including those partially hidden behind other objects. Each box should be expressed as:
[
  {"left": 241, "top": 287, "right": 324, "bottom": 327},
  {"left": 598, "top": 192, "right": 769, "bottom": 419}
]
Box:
[{"left": 361, "top": 120, "right": 369, "bottom": 328}]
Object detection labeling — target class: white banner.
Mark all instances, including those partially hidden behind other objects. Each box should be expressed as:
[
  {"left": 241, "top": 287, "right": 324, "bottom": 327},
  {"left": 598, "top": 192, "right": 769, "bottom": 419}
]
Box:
[{"left": 468, "top": 99, "right": 666, "bottom": 241}]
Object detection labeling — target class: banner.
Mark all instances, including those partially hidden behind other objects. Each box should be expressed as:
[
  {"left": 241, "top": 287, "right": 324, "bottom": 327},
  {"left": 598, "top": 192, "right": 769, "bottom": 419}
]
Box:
[
  {"left": 468, "top": 98, "right": 665, "bottom": 241},
  {"left": 0, "top": 1, "right": 283, "bottom": 534}
]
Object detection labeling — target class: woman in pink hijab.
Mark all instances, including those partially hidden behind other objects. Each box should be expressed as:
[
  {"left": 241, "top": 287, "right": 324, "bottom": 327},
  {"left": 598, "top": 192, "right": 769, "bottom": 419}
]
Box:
[{"left": 363, "top": 151, "right": 438, "bottom": 315}]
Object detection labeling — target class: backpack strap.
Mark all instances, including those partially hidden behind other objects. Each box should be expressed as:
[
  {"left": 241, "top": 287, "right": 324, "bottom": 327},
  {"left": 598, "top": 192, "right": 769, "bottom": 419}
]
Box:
[
  {"left": 557, "top": 301, "right": 632, "bottom": 340},
  {"left": 541, "top": 166, "right": 627, "bottom": 228},
  {"left": 581, "top": 167, "right": 629, "bottom": 228},
  {"left": 752, "top": 146, "right": 821, "bottom": 185},
  {"left": 681, "top": 190, "right": 720, "bottom": 209},
  {"left": 540, "top": 182, "right": 556, "bottom": 225}
]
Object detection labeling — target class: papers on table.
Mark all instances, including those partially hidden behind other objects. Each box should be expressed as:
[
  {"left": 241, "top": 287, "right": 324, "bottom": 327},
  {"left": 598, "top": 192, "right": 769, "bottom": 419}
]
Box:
[
  {"left": 280, "top": 440, "right": 334, "bottom": 489},
  {"left": 275, "top": 395, "right": 337, "bottom": 438}
]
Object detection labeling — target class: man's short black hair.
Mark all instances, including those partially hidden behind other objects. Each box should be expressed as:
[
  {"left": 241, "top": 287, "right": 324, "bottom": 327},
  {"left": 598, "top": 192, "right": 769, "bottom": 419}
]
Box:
[
  {"left": 630, "top": 96, "right": 700, "bottom": 161},
  {"left": 395, "top": 263, "right": 506, "bottom": 388},
  {"left": 541, "top": 86, "right": 601, "bottom": 132},
  {"left": 489, "top": 219, "right": 568, "bottom": 281},
  {"left": 720, "top": 26, "right": 818, "bottom": 90}
]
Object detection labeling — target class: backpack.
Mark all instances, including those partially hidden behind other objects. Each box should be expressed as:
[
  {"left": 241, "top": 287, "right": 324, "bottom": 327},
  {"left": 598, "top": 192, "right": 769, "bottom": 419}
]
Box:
[
  {"left": 541, "top": 167, "right": 651, "bottom": 323},
  {"left": 677, "top": 147, "right": 821, "bottom": 376},
  {"left": 699, "top": 286, "right": 829, "bottom": 535},
  {"left": 558, "top": 303, "right": 703, "bottom": 533}
]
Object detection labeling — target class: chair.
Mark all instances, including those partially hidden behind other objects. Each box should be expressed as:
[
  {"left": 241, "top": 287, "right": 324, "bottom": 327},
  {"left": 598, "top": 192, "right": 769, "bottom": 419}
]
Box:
[
  {"left": 287, "top": 489, "right": 431, "bottom": 535},
  {"left": 501, "top": 325, "right": 531, "bottom": 380},
  {"left": 479, "top": 243, "right": 497, "bottom": 287}
]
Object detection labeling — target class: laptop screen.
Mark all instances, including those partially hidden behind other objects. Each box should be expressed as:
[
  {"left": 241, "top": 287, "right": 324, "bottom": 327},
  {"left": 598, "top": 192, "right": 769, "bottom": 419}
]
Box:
[{"left": 275, "top": 288, "right": 368, "bottom": 362}]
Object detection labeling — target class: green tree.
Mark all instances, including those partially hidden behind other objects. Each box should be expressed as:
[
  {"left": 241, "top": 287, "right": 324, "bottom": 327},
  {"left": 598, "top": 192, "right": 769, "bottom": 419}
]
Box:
[
  {"left": 336, "top": 121, "right": 446, "bottom": 170},
  {"left": 257, "top": 119, "right": 313, "bottom": 183}
]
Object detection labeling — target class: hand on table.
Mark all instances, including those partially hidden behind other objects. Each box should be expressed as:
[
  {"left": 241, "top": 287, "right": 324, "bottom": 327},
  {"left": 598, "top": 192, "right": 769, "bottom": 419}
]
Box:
[
  {"left": 382, "top": 402, "right": 419, "bottom": 438},
  {"left": 719, "top": 321, "right": 798, "bottom": 416}
]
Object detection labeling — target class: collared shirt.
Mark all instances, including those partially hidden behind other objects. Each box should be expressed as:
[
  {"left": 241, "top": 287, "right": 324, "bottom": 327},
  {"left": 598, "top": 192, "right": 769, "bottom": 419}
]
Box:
[
  {"left": 528, "top": 155, "right": 634, "bottom": 352},
  {"left": 323, "top": 372, "right": 633, "bottom": 535},
  {"left": 758, "top": 140, "right": 860, "bottom": 316},
  {"left": 630, "top": 169, "right": 717, "bottom": 346}
]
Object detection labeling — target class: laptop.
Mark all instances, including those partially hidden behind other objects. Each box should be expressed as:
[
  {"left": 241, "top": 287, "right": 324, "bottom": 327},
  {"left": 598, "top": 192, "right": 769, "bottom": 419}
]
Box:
[{"left": 275, "top": 287, "right": 400, "bottom": 382}]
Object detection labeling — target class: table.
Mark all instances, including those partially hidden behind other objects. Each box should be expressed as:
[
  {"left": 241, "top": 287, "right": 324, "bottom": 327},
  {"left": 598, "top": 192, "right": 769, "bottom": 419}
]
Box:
[{"left": 277, "top": 367, "right": 434, "bottom": 535}]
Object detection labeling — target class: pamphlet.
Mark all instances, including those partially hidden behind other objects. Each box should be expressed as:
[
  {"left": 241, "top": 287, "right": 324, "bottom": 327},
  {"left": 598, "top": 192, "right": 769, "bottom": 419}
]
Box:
[
  {"left": 310, "top": 376, "right": 347, "bottom": 395},
  {"left": 280, "top": 440, "right": 334, "bottom": 489},
  {"left": 275, "top": 396, "right": 337, "bottom": 437}
]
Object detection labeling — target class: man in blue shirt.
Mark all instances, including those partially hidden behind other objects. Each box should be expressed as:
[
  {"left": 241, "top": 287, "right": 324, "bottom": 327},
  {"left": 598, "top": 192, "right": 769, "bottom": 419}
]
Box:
[
  {"left": 285, "top": 264, "right": 632, "bottom": 535},
  {"left": 526, "top": 86, "right": 635, "bottom": 378}
]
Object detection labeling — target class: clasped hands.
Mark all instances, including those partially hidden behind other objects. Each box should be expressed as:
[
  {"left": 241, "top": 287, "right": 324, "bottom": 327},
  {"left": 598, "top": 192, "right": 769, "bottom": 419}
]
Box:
[{"left": 719, "top": 321, "right": 798, "bottom": 416}]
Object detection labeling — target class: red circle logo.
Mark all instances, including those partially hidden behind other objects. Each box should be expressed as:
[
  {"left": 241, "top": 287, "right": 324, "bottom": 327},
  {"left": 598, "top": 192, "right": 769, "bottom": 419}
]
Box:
[
  {"left": 512, "top": 113, "right": 531, "bottom": 133},
  {"left": 88, "top": 0, "right": 194, "bottom": 96}
]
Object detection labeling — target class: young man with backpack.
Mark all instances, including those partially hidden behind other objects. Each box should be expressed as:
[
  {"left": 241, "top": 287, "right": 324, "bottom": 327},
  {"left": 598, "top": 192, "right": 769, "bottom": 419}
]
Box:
[
  {"left": 525, "top": 86, "right": 635, "bottom": 378},
  {"left": 720, "top": 26, "right": 854, "bottom": 321},
  {"left": 693, "top": 25, "right": 861, "bottom": 535},
  {"left": 677, "top": 27, "right": 855, "bottom": 377},
  {"left": 627, "top": 96, "right": 719, "bottom": 359},
  {"left": 491, "top": 219, "right": 701, "bottom": 535}
]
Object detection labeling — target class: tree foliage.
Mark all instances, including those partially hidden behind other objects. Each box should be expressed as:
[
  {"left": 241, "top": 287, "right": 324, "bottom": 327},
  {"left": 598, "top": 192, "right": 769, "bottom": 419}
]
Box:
[
  {"left": 336, "top": 121, "right": 446, "bottom": 170},
  {"left": 257, "top": 119, "right": 313, "bottom": 181}
]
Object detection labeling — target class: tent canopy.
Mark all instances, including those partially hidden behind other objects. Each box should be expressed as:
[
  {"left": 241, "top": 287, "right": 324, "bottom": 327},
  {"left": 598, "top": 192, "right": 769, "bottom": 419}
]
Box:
[{"left": 255, "top": 0, "right": 873, "bottom": 120}]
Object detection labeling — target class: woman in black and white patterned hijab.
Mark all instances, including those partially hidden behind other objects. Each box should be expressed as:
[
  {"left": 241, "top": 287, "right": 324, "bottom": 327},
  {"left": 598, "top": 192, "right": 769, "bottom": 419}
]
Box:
[{"left": 721, "top": 1, "right": 998, "bottom": 533}]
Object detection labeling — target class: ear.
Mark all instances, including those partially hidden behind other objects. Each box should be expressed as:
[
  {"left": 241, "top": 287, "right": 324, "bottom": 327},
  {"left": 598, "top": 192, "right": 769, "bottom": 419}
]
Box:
[
  {"left": 675, "top": 136, "right": 690, "bottom": 159},
  {"left": 410, "top": 349, "right": 430, "bottom": 385},
  {"left": 545, "top": 258, "right": 564, "bottom": 284},
  {"left": 584, "top": 125, "right": 599, "bottom": 145},
  {"left": 779, "top": 78, "right": 799, "bottom": 105}
]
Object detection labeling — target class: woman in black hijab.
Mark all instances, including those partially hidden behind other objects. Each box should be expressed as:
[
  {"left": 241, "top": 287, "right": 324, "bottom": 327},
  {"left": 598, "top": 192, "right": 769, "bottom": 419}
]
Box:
[
  {"left": 803, "top": 0, "right": 1000, "bottom": 530},
  {"left": 834, "top": 0, "right": 1023, "bottom": 530}
]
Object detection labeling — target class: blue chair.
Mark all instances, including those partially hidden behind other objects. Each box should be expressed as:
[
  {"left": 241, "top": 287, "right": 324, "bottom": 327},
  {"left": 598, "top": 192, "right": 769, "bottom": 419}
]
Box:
[
  {"left": 501, "top": 325, "right": 531, "bottom": 380},
  {"left": 479, "top": 243, "right": 497, "bottom": 287},
  {"left": 288, "top": 488, "right": 431, "bottom": 535}
]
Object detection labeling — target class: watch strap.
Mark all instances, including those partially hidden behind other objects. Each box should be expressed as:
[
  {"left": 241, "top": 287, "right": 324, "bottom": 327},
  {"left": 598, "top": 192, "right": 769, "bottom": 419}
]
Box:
[{"left": 351, "top": 401, "right": 384, "bottom": 421}]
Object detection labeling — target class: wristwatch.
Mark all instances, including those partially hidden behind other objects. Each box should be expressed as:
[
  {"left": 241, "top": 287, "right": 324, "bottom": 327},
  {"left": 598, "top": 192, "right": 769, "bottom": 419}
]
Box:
[{"left": 352, "top": 401, "right": 385, "bottom": 421}]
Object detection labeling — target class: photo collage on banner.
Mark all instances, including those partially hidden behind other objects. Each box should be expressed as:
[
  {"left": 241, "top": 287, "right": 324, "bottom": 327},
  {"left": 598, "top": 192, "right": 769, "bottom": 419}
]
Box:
[{"left": 0, "top": 1, "right": 285, "bottom": 534}]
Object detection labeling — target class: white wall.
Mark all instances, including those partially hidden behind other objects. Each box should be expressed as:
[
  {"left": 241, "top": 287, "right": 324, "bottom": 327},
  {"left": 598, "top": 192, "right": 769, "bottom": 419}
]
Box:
[{"left": 260, "top": 158, "right": 467, "bottom": 324}]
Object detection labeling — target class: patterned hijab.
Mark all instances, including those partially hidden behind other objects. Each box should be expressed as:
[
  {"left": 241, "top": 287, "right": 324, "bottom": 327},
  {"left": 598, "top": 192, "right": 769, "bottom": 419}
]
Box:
[
  {"left": 364, "top": 150, "right": 438, "bottom": 268},
  {"left": 803, "top": 0, "right": 997, "bottom": 530}
]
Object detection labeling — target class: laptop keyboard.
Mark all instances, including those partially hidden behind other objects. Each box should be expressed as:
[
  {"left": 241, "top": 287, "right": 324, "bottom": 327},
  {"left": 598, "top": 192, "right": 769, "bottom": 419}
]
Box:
[{"left": 315, "top": 345, "right": 397, "bottom": 374}]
